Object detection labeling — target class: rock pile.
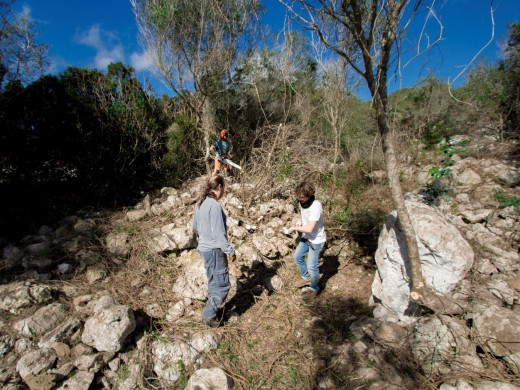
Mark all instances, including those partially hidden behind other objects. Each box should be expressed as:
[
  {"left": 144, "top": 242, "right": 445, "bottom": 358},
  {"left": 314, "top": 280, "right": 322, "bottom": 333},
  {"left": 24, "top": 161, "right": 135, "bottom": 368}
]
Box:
[{"left": 1, "top": 131, "right": 520, "bottom": 389}]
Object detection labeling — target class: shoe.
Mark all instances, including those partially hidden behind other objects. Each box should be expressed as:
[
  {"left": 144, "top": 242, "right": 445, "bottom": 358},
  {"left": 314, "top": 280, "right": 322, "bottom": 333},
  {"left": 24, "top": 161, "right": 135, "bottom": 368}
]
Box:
[
  {"left": 302, "top": 289, "right": 318, "bottom": 302},
  {"left": 201, "top": 318, "right": 220, "bottom": 328},
  {"left": 294, "top": 278, "right": 310, "bottom": 289}
]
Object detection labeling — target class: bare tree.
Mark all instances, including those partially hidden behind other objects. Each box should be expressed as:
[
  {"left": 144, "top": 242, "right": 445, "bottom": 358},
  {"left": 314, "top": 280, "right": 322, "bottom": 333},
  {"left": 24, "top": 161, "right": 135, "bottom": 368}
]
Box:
[
  {"left": 314, "top": 54, "right": 352, "bottom": 190},
  {"left": 280, "top": 0, "right": 462, "bottom": 314},
  {"left": 131, "top": 0, "right": 260, "bottom": 170},
  {"left": 0, "top": 0, "right": 49, "bottom": 86}
]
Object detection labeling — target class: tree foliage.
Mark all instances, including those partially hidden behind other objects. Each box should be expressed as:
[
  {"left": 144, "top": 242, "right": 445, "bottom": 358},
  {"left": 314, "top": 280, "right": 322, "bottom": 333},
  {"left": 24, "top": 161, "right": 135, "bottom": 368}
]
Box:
[
  {"left": 0, "top": 63, "right": 169, "bottom": 238},
  {"left": 131, "top": 0, "right": 261, "bottom": 168}
]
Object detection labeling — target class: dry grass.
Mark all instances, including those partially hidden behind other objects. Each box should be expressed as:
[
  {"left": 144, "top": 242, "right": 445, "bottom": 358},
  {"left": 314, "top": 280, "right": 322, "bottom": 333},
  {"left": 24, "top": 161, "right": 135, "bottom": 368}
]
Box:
[{"left": 89, "top": 201, "right": 397, "bottom": 389}]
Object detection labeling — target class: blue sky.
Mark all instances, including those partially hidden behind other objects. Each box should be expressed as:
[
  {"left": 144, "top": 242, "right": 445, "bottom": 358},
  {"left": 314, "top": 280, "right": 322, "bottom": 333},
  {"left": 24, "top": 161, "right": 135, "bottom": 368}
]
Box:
[{"left": 13, "top": 0, "right": 520, "bottom": 99}]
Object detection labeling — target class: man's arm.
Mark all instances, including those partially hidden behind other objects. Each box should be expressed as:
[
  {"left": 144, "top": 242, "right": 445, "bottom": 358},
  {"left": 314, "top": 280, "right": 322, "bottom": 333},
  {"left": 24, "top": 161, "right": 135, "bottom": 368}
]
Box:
[{"left": 291, "top": 220, "right": 317, "bottom": 234}]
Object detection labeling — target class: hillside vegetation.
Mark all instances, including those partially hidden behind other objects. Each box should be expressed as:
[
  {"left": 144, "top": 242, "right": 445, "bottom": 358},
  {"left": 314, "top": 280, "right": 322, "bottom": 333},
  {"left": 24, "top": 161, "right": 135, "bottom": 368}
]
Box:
[{"left": 1, "top": 2, "right": 520, "bottom": 388}]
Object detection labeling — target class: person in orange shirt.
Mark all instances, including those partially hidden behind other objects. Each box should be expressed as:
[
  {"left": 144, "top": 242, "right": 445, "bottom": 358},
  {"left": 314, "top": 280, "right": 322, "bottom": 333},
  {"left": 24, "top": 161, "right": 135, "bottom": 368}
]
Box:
[{"left": 210, "top": 129, "right": 233, "bottom": 176}]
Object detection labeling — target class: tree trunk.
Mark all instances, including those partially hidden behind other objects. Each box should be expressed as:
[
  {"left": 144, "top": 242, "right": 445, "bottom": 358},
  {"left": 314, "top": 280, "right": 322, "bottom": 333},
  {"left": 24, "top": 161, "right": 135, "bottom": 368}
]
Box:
[
  {"left": 200, "top": 100, "right": 214, "bottom": 176},
  {"left": 375, "top": 98, "right": 465, "bottom": 315},
  {"left": 375, "top": 100, "right": 425, "bottom": 291}
]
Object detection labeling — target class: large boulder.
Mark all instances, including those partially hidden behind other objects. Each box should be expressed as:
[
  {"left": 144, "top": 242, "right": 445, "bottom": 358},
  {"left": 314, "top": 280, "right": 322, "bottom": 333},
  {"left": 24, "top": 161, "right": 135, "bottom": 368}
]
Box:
[
  {"left": 371, "top": 194, "right": 474, "bottom": 323},
  {"left": 172, "top": 253, "right": 208, "bottom": 301},
  {"left": 81, "top": 296, "right": 136, "bottom": 352}
]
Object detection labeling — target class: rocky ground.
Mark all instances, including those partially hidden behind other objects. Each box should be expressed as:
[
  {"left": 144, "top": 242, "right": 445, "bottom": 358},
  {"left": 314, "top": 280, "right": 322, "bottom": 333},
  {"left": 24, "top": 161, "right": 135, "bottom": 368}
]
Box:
[{"left": 1, "top": 126, "right": 520, "bottom": 390}]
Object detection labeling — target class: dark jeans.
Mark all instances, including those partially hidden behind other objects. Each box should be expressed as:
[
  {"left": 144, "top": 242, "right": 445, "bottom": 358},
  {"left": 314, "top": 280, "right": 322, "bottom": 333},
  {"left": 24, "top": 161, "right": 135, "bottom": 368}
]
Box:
[{"left": 199, "top": 248, "right": 230, "bottom": 320}]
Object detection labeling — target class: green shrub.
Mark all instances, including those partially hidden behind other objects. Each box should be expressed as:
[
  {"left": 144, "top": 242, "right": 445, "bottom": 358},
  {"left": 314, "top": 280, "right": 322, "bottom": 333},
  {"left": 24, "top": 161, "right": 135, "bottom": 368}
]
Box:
[
  {"left": 332, "top": 207, "right": 387, "bottom": 253},
  {"left": 493, "top": 189, "right": 520, "bottom": 210},
  {"left": 422, "top": 139, "right": 456, "bottom": 202},
  {"left": 162, "top": 115, "right": 199, "bottom": 186},
  {"left": 423, "top": 115, "right": 454, "bottom": 148}
]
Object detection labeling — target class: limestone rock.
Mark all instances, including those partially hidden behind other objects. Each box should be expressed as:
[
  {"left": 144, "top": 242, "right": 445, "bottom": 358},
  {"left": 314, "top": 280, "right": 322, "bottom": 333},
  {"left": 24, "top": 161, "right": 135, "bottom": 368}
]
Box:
[
  {"left": 0, "top": 334, "right": 14, "bottom": 356},
  {"left": 172, "top": 255, "right": 238, "bottom": 301},
  {"left": 150, "top": 224, "right": 196, "bottom": 252},
  {"left": 126, "top": 209, "right": 148, "bottom": 222},
  {"left": 152, "top": 331, "right": 220, "bottom": 382},
  {"left": 14, "top": 303, "right": 66, "bottom": 337},
  {"left": 73, "top": 353, "right": 104, "bottom": 372},
  {"left": 16, "top": 348, "right": 57, "bottom": 380},
  {"left": 472, "top": 304, "right": 520, "bottom": 356},
  {"left": 410, "top": 315, "right": 483, "bottom": 376},
  {"left": 55, "top": 371, "right": 94, "bottom": 390},
  {"left": 487, "top": 276, "right": 517, "bottom": 305},
  {"left": 105, "top": 232, "right": 131, "bottom": 257},
  {"left": 23, "top": 373, "right": 56, "bottom": 390},
  {"left": 73, "top": 219, "right": 96, "bottom": 235},
  {"left": 0, "top": 282, "right": 52, "bottom": 314},
  {"left": 81, "top": 296, "right": 136, "bottom": 352},
  {"left": 37, "top": 318, "right": 84, "bottom": 349},
  {"left": 186, "top": 367, "right": 234, "bottom": 390},
  {"left": 171, "top": 255, "right": 208, "bottom": 301},
  {"left": 252, "top": 234, "right": 279, "bottom": 258},
  {"left": 372, "top": 194, "right": 474, "bottom": 323},
  {"left": 86, "top": 265, "right": 108, "bottom": 284},
  {"left": 265, "top": 275, "right": 283, "bottom": 292}
]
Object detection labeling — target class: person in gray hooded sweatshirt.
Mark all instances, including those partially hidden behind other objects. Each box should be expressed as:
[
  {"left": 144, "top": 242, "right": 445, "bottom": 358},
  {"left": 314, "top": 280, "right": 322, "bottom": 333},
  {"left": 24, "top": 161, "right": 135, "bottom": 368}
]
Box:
[{"left": 192, "top": 174, "right": 236, "bottom": 327}]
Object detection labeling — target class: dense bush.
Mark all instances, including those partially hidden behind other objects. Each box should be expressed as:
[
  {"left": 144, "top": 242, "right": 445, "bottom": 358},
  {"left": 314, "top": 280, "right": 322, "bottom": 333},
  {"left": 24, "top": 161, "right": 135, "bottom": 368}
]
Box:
[
  {"left": 0, "top": 63, "right": 170, "bottom": 238},
  {"left": 162, "top": 115, "right": 200, "bottom": 186}
]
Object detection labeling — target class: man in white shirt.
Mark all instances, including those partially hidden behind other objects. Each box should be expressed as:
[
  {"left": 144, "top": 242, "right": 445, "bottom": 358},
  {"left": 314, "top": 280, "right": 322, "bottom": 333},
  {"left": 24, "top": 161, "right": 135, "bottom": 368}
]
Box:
[{"left": 289, "top": 181, "right": 326, "bottom": 300}]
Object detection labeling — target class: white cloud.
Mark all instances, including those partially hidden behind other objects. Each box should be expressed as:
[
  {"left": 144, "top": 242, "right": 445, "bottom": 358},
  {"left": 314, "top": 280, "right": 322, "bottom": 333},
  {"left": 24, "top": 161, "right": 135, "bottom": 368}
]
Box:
[
  {"left": 130, "top": 51, "right": 153, "bottom": 71},
  {"left": 76, "top": 24, "right": 124, "bottom": 69},
  {"left": 20, "top": 5, "right": 32, "bottom": 17},
  {"left": 94, "top": 46, "right": 124, "bottom": 69}
]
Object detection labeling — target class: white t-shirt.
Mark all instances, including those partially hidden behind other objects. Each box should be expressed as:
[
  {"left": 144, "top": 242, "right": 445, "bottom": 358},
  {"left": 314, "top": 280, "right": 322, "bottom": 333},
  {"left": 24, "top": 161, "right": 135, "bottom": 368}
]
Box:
[{"left": 301, "top": 199, "right": 326, "bottom": 244}]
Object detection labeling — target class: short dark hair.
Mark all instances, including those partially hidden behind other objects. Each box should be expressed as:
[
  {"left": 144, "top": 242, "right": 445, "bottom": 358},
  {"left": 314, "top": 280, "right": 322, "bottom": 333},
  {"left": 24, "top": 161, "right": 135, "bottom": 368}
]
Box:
[{"left": 294, "top": 181, "right": 315, "bottom": 198}]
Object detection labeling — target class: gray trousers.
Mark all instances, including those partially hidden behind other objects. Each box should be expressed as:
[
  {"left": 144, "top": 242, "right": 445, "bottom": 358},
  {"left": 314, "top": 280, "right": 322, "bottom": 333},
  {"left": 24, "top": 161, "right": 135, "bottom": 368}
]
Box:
[{"left": 199, "top": 248, "right": 230, "bottom": 320}]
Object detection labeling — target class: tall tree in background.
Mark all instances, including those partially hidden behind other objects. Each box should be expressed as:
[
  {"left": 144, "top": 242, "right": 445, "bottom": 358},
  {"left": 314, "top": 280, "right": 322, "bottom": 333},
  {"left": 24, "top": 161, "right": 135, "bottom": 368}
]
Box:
[
  {"left": 280, "top": 0, "right": 462, "bottom": 313},
  {"left": 131, "top": 0, "right": 260, "bottom": 169},
  {"left": 315, "top": 56, "right": 351, "bottom": 190},
  {"left": 0, "top": 0, "right": 49, "bottom": 87}
]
